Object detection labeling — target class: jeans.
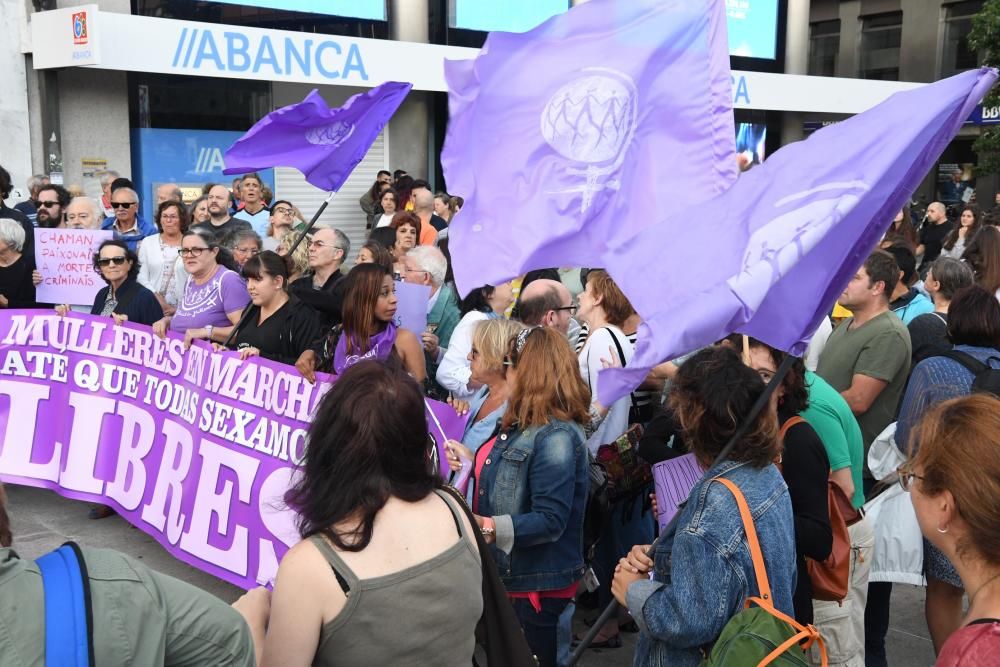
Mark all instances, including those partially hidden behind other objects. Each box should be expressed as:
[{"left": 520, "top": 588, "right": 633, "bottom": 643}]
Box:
[
  {"left": 594, "top": 492, "right": 655, "bottom": 608},
  {"left": 512, "top": 597, "right": 573, "bottom": 667}
]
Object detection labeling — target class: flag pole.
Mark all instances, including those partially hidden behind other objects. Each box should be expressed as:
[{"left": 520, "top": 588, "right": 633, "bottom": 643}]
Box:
[
  {"left": 223, "top": 190, "right": 337, "bottom": 347},
  {"left": 565, "top": 354, "right": 797, "bottom": 666}
]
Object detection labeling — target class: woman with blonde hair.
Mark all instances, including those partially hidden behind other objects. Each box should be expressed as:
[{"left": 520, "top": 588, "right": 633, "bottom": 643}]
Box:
[
  {"left": 471, "top": 326, "right": 590, "bottom": 667},
  {"left": 445, "top": 318, "right": 526, "bottom": 467},
  {"left": 277, "top": 230, "right": 311, "bottom": 284}
]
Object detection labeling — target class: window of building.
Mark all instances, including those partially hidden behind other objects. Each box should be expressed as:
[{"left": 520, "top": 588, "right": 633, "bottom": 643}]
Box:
[
  {"left": 941, "top": 0, "right": 984, "bottom": 77},
  {"left": 859, "top": 12, "right": 902, "bottom": 80},
  {"left": 808, "top": 20, "right": 840, "bottom": 76}
]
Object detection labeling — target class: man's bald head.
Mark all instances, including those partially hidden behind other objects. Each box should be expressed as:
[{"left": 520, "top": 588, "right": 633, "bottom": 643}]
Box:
[
  {"left": 928, "top": 201, "right": 947, "bottom": 222},
  {"left": 517, "top": 278, "right": 574, "bottom": 334},
  {"left": 413, "top": 189, "right": 434, "bottom": 214}
]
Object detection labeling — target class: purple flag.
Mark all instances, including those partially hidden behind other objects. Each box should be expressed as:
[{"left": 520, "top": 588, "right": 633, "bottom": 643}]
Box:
[
  {"left": 599, "top": 68, "right": 998, "bottom": 404},
  {"left": 223, "top": 82, "right": 412, "bottom": 191},
  {"left": 441, "top": 0, "right": 737, "bottom": 295}
]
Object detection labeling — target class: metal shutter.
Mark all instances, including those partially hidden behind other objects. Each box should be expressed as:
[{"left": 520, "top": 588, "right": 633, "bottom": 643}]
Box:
[{"left": 274, "top": 129, "right": 387, "bottom": 262}]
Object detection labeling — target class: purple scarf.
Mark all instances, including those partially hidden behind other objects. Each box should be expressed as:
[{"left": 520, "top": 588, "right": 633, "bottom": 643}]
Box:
[{"left": 333, "top": 322, "right": 397, "bottom": 375}]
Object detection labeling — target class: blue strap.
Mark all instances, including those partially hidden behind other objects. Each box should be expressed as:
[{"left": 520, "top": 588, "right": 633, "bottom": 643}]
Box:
[{"left": 36, "top": 543, "right": 92, "bottom": 667}]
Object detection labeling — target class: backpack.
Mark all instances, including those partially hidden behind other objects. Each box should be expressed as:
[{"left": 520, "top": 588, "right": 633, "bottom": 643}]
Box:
[
  {"left": 779, "top": 417, "right": 858, "bottom": 603},
  {"left": 700, "top": 477, "right": 827, "bottom": 667},
  {"left": 35, "top": 542, "right": 94, "bottom": 666},
  {"left": 937, "top": 350, "right": 1000, "bottom": 397}
]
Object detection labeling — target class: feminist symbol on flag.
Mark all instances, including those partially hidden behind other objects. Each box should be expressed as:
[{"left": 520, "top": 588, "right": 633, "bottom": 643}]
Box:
[
  {"left": 305, "top": 121, "right": 356, "bottom": 147},
  {"left": 727, "top": 181, "right": 871, "bottom": 304},
  {"left": 540, "top": 67, "right": 638, "bottom": 214}
]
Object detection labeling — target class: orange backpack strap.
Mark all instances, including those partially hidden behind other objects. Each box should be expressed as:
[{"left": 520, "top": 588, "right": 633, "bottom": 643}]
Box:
[
  {"left": 778, "top": 416, "right": 806, "bottom": 442},
  {"left": 713, "top": 477, "right": 772, "bottom": 604}
]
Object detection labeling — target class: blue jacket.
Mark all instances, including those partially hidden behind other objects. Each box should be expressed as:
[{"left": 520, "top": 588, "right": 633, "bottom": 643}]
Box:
[
  {"left": 90, "top": 277, "right": 164, "bottom": 326},
  {"left": 101, "top": 215, "right": 158, "bottom": 252},
  {"left": 475, "top": 418, "right": 588, "bottom": 592},
  {"left": 627, "top": 460, "right": 796, "bottom": 667}
]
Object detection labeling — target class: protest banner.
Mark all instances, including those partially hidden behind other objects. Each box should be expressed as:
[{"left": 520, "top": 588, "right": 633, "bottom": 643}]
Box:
[
  {"left": 393, "top": 281, "right": 430, "bottom": 335},
  {"left": 34, "top": 228, "right": 113, "bottom": 306},
  {"left": 0, "top": 311, "right": 467, "bottom": 590}
]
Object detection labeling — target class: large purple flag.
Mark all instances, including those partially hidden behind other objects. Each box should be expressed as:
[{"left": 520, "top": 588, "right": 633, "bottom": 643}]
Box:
[
  {"left": 224, "top": 82, "right": 412, "bottom": 191},
  {"left": 599, "top": 68, "right": 997, "bottom": 404},
  {"left": 441, "top": 0, "right": 737, "bottom": 295}
]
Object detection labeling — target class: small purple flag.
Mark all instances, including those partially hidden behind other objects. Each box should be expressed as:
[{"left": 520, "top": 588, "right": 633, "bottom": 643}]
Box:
[
  {"left": 223, "top": 82, "right": 412, "bottom": 191},
  {"left": 441, "top": 0, "right": 737, "bottom": 296},
  {"left": 599, "top": 68, "right": 998, "bottom": 404}
]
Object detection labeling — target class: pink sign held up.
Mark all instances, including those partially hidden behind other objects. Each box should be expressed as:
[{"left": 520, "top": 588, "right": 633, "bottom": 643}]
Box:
[{"left": 34, "top": 228, "right": 113, "bottom": 305}]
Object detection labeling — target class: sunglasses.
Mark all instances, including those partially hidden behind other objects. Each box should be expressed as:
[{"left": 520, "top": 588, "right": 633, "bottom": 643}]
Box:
[
  {"left": 110, "top": 202, "right": 136, "bottom": 209},
  {"left": 34, "top": 200, "right": 59, "bottom": 208},
  {"left": 97, "top": 256, "right": 128, "bottom": 267}
]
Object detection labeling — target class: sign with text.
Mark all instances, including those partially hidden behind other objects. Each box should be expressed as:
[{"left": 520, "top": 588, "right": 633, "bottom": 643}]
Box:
[
  {"left": 34, "top": 228, "right": 113, "bottom": 306},
  {"left": 0, "top": 312, "right": 466, "bottom": 590}
]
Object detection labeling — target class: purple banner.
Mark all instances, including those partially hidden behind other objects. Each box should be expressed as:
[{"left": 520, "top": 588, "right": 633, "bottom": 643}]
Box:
[
  {"left": 651, "top": 453, "right": 702, "bottom": 530},
  {"left": 0, "top": 311, "right": 467, "bottom": 590}
]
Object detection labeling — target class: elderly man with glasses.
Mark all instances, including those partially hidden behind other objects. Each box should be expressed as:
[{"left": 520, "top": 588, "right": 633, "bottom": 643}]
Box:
[
  {"left": 289, "top": 227, "right": 351, "bottom": 329},
  {"left": 100, "top": 186, "right": 157, "bottom": 252}
]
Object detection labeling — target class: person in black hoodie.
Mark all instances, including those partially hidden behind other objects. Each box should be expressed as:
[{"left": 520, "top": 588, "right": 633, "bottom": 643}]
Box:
[{"left": 220, "top": 251, "right": 322, "bottom": 366}]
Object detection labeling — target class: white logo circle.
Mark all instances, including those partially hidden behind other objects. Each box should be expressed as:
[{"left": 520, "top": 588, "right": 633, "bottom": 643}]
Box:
[
  {"left": 541, "top": 69, "right": 637, "bottom": 165},
  {"left": 305, "top": 122, "right": 355, "bottom": 146}
]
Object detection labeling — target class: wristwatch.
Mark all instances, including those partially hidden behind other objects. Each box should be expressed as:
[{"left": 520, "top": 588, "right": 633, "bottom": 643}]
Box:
[{"left": 205, "top": 325, "right": 214, "bottom": 341}]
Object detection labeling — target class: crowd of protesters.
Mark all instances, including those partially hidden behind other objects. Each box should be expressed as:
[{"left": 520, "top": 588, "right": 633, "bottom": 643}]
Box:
[{"left": 2, "top": 161, "right": 1000, "bottom": 666}]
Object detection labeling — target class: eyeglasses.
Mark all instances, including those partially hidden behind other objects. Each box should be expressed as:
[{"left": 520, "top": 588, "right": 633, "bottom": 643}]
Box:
[
  {"left": 308, "top": 240, "right": 341, "bottom": 251},
  {"left": 160, "top": 213, "right": 181, "bottom": 221},
  {"left": 34, "top": 200, "right": 59, "bottom": 208},
  {"left": 97, "top": 256, "right": 128, "bottom": 267},
  {"left": 235, "top": 246, "right": 260, "bottom": 255},
  {"left": 272, "top": 207, "right": 294, "bottom": 215},
  {"left": 179, "top": 247, "right": 210, "bottom": 257},
  {"left": 897, "top": 466, "right": 925, "bottom": 492},
  {"left": 554, "top": 304, "right": 578, "bottom": 315},
  {"left": 110, "top": 202, "right": 136, "bottom": 209}
]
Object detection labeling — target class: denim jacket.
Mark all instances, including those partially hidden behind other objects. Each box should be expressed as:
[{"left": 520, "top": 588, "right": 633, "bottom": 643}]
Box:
[
  {"left": 626, "top": 460, "right": 796, "bottom": 667},
  {"left": 475, "top": 419, "right": 589, "bottom": 592}
]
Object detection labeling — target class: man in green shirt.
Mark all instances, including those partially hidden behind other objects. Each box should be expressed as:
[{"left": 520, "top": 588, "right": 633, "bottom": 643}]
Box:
[
  {"left": 816, "top": 250, "right": 911, "bottom": 470},
  {"left": 0, "top": 484, "right": 266, "bottom": 666},
  {"left": 801, "top": 370, "right": 865, "bottom": 509}
]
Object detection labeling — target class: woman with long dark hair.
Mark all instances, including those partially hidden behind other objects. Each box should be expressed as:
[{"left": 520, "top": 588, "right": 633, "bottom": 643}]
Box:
[
  {"left": 472, "top": 326, "right": 591, "bottom": 667},
  {"left": 941, "top": 205, "right": 982, "bottom": 259},
  {"left": 215, "top": 251, "right": 321, "bottom": 365},
  {"left": 246, "top": 362, "right": 483, "bottom": 666},
  {"left": 963, "top": 225, "right": 1000, "bottom": 299},
  {"left": 298, "top": 263, "right": 425, "bottom": 381},
  {"left": 880, "top": 206, "right": 919, "bottom": 251}
]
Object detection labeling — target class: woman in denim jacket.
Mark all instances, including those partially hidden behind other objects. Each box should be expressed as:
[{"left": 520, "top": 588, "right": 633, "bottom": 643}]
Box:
[
  {"left": 612, "top": 347, "right": 797, "bottom": 667},
  {"left": 472, "top": 326, "right": 591, "bottom": 667}
]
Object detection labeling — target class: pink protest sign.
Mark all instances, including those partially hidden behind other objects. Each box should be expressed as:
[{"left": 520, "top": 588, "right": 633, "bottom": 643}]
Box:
[
  {"left": 34, "top": 228, "right": 113, "bottom": 306},
  {"left": 393, "top": 281, "right": 430, "bottom": 335},
  {"left": 0, "top": 311, "right": 468, "bottom": 590},
  {"left": 652, "top": 453, "right": 704, "bottom": 530}
]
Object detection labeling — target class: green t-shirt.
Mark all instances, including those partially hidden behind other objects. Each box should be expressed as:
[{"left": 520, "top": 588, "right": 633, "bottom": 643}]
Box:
[
  {"left": 815, "top": 311, "right": 911, "bottom": 463},
  {"left": 801, "top": 371, "right": 866, "bottom": 508},
  {"left": 0, "top": 546, "right": 255, "bottom": 666}
]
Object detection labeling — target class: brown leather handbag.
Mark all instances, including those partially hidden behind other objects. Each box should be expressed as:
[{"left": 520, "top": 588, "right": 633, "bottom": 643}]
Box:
[{"left": 779, "top": 417, "right": 860, "bottom": 603}]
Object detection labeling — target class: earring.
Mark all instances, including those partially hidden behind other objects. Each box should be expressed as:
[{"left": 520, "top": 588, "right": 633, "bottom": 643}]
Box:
[{"left": 937, "top": 525, "right": 949, "bottom": 534}]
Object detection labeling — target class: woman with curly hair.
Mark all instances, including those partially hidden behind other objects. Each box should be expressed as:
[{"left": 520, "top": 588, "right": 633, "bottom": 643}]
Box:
[{"left": 612, "top": 346, "right": 796, "bottom": 667}]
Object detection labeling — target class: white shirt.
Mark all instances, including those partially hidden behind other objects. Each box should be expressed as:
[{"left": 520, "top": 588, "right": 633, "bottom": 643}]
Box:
[
  {"left": 375, "top": 213, "right": 395, "bottom": 228},
  {"left": 803, "top": 315, "right": 834, "bottom": 372},
  {"left": 579, "top": 325, "right": 633, "bottom": 455},
  {"left": 436, "top": 310, "right": 490, "bottom": 400},
  {"left": 136, "top": 234, "right": 181, "bottom": 305}
]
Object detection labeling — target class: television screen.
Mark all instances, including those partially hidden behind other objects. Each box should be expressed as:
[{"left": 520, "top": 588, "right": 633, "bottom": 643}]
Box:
[
  {"left": 206, "top": 0, "right": 386, "bottom": 21},
  {"left": 736, "top": 122, "right": 767, "bottom": 171},
  {"left": 449, "top": 0, "right": 779, "bottom": 58}
]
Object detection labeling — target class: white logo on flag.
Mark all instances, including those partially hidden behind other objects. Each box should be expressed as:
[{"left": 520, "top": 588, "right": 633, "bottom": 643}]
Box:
[
  {"left": 728, "top": 181, "right": 871, "bottom": 304},
  {"left": 305, "top": 122, "right": 355, "bottom": 147},
  {"left": 540, "top": 67, "right": 638, "bottom": 213}
]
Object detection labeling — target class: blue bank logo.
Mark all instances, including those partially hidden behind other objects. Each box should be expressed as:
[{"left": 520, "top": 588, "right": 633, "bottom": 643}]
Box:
[{"left": 171, "top": 28, "right": 369, "bottom": 81}]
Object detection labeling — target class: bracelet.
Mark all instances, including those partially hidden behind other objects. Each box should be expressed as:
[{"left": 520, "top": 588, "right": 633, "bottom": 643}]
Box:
[
  {"left": 481, "top": 517, "right": 495, "bottom": 537},
  {"left": 205, "top": 325, "right": 214, "bottom": 341}
]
